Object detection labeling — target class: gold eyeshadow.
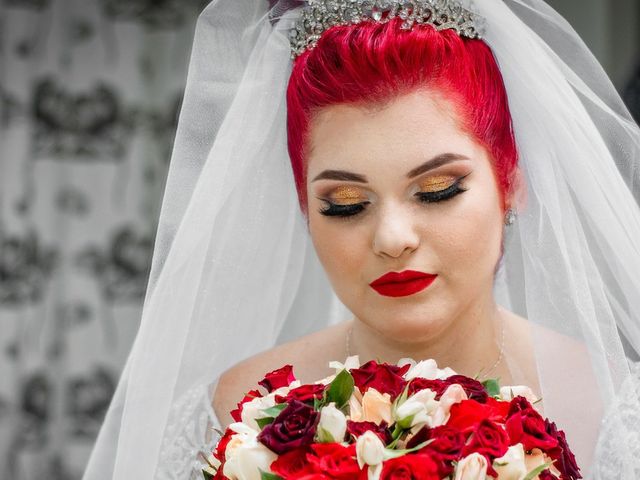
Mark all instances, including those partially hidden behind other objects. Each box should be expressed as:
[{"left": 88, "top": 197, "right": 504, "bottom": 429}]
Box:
[
  {"left": 329, "top": 185, "right": 366, "bottom": 205},
  {"left": 419, "top": 175, "right": 457, "bottom": 192}
]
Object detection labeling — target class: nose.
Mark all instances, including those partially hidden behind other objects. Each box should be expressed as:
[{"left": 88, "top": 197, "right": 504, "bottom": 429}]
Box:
[{"left": 372, "top": 202, "right": 420, "bottom": 259}]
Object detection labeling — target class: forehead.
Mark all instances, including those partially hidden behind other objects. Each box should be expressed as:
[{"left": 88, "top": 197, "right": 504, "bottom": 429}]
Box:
[{"left": 306, "top": 89, "right": 482, "bottom": 178}]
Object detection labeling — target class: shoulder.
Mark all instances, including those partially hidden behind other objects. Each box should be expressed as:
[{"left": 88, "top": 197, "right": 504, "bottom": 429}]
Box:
[{"left": 212, "top": 321, "right": 350, "bottom": 428}]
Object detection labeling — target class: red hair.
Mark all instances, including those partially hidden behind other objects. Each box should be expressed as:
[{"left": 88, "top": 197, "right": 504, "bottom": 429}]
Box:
[{"left": 286, "top": 19, "right": 518, "bottom": 215}]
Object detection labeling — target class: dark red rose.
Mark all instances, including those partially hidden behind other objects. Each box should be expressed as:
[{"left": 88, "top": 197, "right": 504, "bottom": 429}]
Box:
[
  {"left": 347, "top": 420, "right": 392, "bottom": 444},
  {"left": 447, "top": 398, "right": 509, "bottom": 431},
  {"left": 259, "top": 365, "right": 296, "bottom": 393},
  {"left": 230, "top": 389, "right": 262, "bottom": 422},
  {"left": 507, "top": 395, "right": 536, "bottom": 416},
  {"left": 380, "top": 454, "right": 440, "bottom": 480},
  {"left": 408, "top": 425, "right": 466, "bottom": 477},
  {"left": 276, "top": 384, "right": 326, "bottom": 404},
  {"left": 308, "top": 443, "right": 366, "bottom": 479},
  {"left": 270, "top": 447, "right": 318, "bottom": 479},
  {"left": 350, "top": 361, "right": 410, "bottom": 398},
  {"left": 545, "top": 420, "right": 582, "bottom": 480},
  {"left": 539, "top": 470, "right": 560, "bottom": 480},
  {"left": 258, "top": 400, "right": 319, "bottom": 454},
  {"left": 505, "top": 408, "right": 558, "bottom": 452},
  {"left": 407, "top": 378, "right": 449, "bottom": 397},
  {"left": 444, "top": 375, "right": 489, "bottom": 403}
]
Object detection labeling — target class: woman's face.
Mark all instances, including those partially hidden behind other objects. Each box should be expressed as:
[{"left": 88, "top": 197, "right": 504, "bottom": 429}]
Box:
[{"left": 306, "top": 89, "right": 506, "bottom": 344}]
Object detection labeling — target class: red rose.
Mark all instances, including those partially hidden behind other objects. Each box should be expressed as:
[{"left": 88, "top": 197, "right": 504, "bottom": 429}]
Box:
[
  {"left": 230, "top": 389, "right": 262, "bottom": 422},
  {"left": 213, "top": 428, "right": 235, "bottom": 463},
  {"left": 308, "top": 443, "right": 366, "bottom": 479},
  {"left": 505, "top": 410, "right": 558, "bottom": 452},
  {"left": 347, "top": 420, "right": 392, "bottom": 444},
  {"left": 545, "top": 420, "right": 581, "bottom": 480},
  {"left": 444, "top": 375, "right": 489, "bottom": 403},
  {"left": 539, "top": 470, "right": 560, "bottom": 480},
  {"left": 350, "top": 361, "right": 410, "bottom": 398},
  {"left": 407, "top": 378, "right": 449, "bottom": 397},
  {"left": 463, "top": 419, "right": 509, "bottom": 459},
  {"left": 462, "top": 419, "right": 509, "bottom": 476},
  {"left": 258, "top": 400, "right": 319, "bottom": 454},
  {"left": 276, "top": 384, "right": 326, "bottom": 403},
  {"left": 380, "top": 454, "right": 440, "bottom": 480},
  {"left": 270, "top": 447, "right": 318, "bottom": 479},
  {"left": 408, "top": 425, "right": 465, "bottom": 477},
  {"left": 259, "top": 365, "right": 296, "bottom": 393},
  {"left": 447, "top": 398, "right": 509, "bottom": 431}
]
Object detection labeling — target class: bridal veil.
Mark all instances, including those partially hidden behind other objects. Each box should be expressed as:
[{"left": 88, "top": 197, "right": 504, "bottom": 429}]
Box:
[{"left": 84, "top": 0, "right": 640, "bottom": 478}]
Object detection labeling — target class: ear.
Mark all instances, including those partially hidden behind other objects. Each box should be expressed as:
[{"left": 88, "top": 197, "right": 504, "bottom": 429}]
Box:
[{"left": 505, "top": 166, "right": 527, "bottom": 213}]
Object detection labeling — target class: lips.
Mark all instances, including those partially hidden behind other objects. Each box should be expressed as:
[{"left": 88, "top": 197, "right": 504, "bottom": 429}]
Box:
[{"left": 369, "top": 270, "right": 437, "bottom": 298}]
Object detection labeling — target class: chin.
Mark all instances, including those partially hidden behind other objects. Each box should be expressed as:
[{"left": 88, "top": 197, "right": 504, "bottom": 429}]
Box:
[{"left": 364, "top": 306, "right": 452, "bottom": 344}]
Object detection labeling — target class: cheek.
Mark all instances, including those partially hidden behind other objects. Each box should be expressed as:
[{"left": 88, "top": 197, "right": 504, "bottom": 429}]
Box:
[
  {"left": 308, "top": 215, "right": 369, "bottom": 286},
  {"left": 431, "top": 197, "right": 503, "bottom": 280}
]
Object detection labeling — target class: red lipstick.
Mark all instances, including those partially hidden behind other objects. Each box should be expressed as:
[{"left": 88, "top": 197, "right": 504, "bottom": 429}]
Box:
[{"left": 369, "top": 270, "right": 437, "bottom": 298}]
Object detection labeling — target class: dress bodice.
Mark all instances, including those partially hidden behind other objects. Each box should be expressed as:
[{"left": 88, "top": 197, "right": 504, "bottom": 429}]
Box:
[{"left": 157, "top": 381, "right": 222, "bottom": 480}]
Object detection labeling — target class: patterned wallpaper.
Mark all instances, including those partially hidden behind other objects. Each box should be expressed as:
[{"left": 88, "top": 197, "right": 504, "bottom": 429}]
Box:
[{"left": 0, "top": 0, "right": 203, "bottom": 478}]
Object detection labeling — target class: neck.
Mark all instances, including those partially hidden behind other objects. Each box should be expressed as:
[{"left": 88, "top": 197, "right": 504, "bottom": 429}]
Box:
[{"left": 349, "top": 294, "right": 503, "bottom": 378}]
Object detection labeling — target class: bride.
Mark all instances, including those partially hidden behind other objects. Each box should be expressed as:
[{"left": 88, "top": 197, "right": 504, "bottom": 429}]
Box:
[{"left": 84, "top": 0, "right": 640, "bottom": 479}]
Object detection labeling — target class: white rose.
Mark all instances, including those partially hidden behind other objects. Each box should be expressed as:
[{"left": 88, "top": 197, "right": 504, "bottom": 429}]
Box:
[
  {"left": 356, "top": 430, "right": 385, "bottom": 468},
  {"left": 493, "top": 444, "right": 527, "bottom": 480},
  {"left": 348, "top": 392, "right": 364, "bottom": 422},
  {"left": 430, "top": 383, "right": 468, "bottom": 427},
  {"left": 240, "top": 395, "right": 277, "bottom": 431},
  {"left": 317, "top": 402, "right": 347, "bottom": 442},
  {"left": 454, "top": 453, "right": 488, "bottom": 480},
  {"left": 329, "top": 355, "right": 361, "bottom": 373},
  {"left": 223, "top": 425, "right": 277, "bottom": 480},
  {"left": 394, "top": 388, "right": 438, "bottom": 428},
  {"left": 500, "top": 385, "right": 538, "bottom": 403},
  {"left": 403, "top": 359, "right": 439, "bottom": 380}
]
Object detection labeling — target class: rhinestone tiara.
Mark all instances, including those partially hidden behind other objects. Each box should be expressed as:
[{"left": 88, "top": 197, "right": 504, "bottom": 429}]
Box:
[{"left": 289, "top": 0, "right": 484, "bottom": 58}]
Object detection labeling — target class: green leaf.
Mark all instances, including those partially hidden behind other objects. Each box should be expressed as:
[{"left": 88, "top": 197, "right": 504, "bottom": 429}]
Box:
[
  {"left": 202, "top": 470, "right": 214, "bottom": 480},
  {"left": 482, "top": 378, "right": 501, "bottom": 398},
  {"left": 326, "top": 370, "right": 355, "bottom": 408},
  {"left": 522, "top": 462, "right": 553, "bottom": 480},
  {"left": 260, "top": 470, "right": 284, "bottom": 480},
  {"left": 262, "top": 404, "right": 287, "bottom": 418},
  {"left": 256, "top": 416, "right": 275, "bottom": 429},
  {"left": 316, "top": 426, "right": 335, "bottom": 443},
  {"left": 382, "top": 439, "right": 434, "bottom": 459}
]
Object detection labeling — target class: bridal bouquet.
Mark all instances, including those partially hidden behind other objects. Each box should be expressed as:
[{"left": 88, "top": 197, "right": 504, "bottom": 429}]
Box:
[{"left": 203, "top": 357, "right": 580, "bottom": 480}]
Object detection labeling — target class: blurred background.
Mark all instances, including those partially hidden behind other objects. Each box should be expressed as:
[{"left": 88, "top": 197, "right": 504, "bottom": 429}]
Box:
[{"left": 0, "top": 0, "right": 638, "bottom": 479}]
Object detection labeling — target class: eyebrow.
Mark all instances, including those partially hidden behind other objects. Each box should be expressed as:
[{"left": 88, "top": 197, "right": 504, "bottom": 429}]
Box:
[{"left": 311, "top": 153, "right": 470, "bottom": 183}]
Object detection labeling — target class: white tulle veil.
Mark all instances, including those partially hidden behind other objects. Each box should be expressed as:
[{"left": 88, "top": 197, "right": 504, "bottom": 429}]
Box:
[{"left": 83, "top": 0, "right": 640, "bottom": 479}]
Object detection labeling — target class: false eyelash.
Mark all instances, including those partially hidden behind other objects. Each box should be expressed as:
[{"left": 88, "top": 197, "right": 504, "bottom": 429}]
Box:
[
  {"left": 318, "top": 201, "right": 369, "bottom": 217},
  {"left": 414, "top": 180, "right": 467, "bottom": 203}
]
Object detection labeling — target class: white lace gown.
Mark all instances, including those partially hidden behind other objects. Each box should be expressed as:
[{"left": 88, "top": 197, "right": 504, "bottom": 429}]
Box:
[
  {"left": 158, "top": 381, "right": 223, "bottom": 480},
  {"left": 157, "top": 365, "right": 640, "bottom": 480}
]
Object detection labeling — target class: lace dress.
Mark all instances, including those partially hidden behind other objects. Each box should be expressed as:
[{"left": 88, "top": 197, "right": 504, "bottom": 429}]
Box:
[{"left": 157, "top": 381, "right": 223, "bottom": 480}]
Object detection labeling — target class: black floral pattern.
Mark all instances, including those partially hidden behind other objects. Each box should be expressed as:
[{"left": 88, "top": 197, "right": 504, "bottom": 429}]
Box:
[
  {"left": 32, "top": 78, "right": 133, "bottom": 159},
  {"left": 67, "top": 366, "right": 116, "bottom": 439},
  {"left": 0, "top": 1, "right": 200, "bottom": 477},
  {"left": 0, "top": 231, "right": 57, "bottom": 306},
  {"left": 101, "top": 0, "right": 204, "bottom": 29},
  {"left": 77, "top": 226, "right": 153, "bottom": 302}
]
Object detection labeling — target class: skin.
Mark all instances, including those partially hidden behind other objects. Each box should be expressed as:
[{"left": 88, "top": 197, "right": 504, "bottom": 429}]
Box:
[{"left": 213, "top": 89, "right": 538, "bottom": 427}]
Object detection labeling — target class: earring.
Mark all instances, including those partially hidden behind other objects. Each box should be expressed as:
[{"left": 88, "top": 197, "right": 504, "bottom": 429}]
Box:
[{"left": 504, "top": 208, "right": 516, "bottom": 226}]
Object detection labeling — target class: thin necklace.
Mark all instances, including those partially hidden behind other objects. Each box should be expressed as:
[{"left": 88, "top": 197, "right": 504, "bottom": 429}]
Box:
[{"left": 345, "top": 316, "right": 505, "bottom": 379}]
